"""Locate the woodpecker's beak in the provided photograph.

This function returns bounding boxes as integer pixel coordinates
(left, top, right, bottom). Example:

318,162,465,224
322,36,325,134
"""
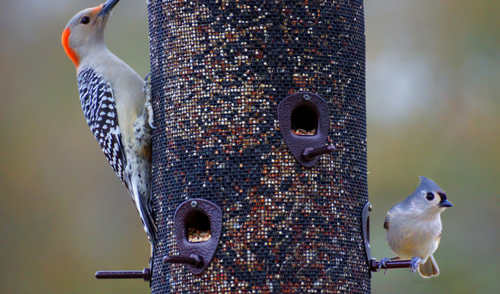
438,199,453,208
98,0,120,17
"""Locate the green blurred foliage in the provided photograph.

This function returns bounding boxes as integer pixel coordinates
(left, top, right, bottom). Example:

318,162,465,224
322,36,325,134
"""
0,0,498,293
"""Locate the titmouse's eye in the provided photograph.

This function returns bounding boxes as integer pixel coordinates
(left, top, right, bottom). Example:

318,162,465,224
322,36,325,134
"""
80,16,91,25
426,192,435,201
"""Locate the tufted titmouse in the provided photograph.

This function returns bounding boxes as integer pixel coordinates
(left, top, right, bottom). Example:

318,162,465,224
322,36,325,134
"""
381,176,453,278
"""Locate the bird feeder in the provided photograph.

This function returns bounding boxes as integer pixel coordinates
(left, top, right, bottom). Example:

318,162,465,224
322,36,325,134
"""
147,0,370,292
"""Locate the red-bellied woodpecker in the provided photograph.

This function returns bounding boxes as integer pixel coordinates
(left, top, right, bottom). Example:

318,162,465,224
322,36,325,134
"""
62,0,157,262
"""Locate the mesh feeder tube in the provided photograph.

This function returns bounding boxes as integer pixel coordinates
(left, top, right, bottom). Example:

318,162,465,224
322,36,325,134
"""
148,0,369,292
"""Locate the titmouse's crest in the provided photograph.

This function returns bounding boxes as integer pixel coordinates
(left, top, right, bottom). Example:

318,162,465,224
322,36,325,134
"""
417,176,442,193
407,176,452,211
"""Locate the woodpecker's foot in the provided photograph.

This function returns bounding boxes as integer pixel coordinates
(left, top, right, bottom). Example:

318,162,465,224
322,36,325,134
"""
142,73,151,92
145,100,157,130
143,73,157,129
410,257,422,273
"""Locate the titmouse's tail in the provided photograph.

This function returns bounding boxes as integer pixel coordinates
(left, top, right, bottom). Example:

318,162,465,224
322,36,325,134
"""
418,254,440,278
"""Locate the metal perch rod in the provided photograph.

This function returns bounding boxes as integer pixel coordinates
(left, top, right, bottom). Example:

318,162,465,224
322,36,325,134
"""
370,259,413,271
95,268,151,281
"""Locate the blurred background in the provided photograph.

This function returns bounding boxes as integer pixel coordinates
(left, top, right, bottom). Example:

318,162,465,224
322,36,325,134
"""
0,0,498,293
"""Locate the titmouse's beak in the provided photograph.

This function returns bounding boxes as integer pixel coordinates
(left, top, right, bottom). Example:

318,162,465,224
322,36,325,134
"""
439,199,453,208
98,0,120,17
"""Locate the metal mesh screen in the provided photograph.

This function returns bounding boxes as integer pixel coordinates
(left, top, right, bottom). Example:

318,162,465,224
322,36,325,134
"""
148,0,369,292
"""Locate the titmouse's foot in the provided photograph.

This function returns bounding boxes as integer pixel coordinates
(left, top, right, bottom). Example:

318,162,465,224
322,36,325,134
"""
410,257,422,273
142,73,157,129
378,257,391,274
378,258,390,270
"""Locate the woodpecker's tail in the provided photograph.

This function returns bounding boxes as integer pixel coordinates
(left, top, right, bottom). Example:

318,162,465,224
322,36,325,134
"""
132,186,156,276
127,169,157,260
136,187,157,254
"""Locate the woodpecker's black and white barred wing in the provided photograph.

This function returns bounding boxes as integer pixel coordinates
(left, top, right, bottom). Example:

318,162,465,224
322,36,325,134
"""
77,68,126,184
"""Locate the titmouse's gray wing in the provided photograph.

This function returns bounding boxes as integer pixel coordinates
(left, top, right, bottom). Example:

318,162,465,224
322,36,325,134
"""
383,214,390,230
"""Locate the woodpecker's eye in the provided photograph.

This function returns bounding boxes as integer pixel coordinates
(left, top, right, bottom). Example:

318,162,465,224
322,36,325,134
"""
426,192,435,201
80,16,91,25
